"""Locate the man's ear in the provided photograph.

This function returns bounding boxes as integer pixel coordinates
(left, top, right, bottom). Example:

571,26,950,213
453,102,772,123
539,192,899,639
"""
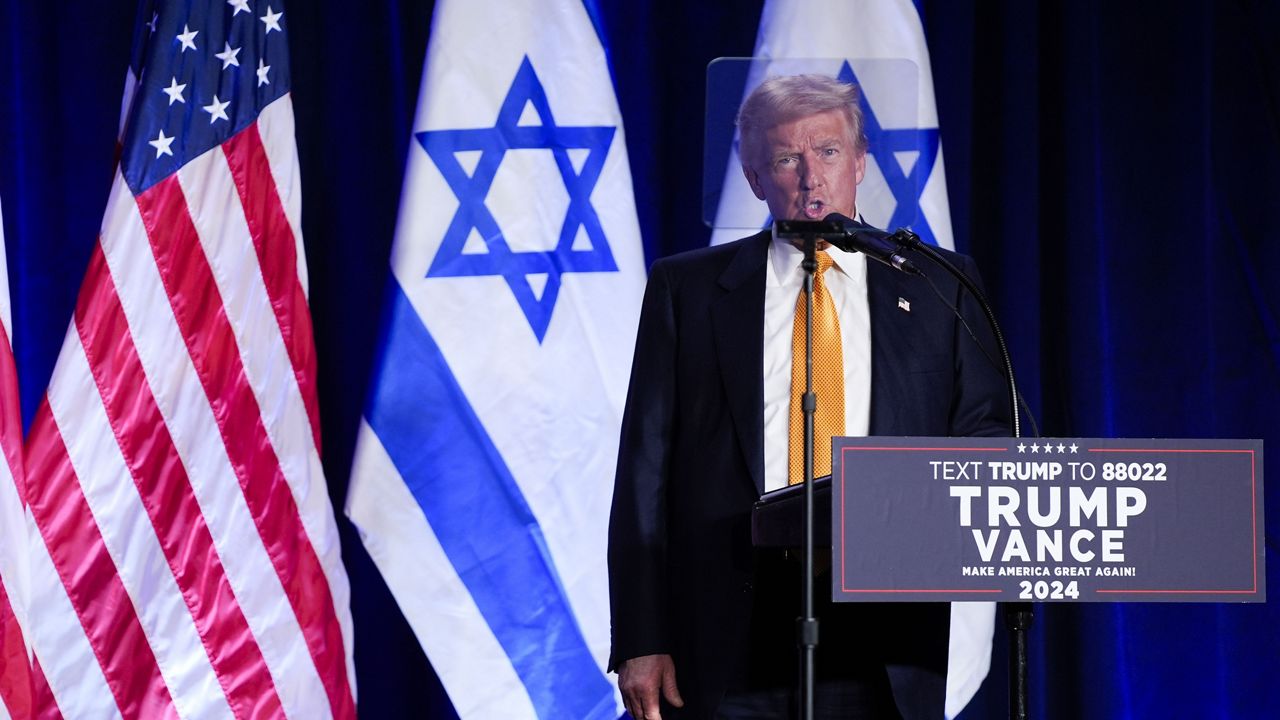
854,150,867,186
742,164,766,201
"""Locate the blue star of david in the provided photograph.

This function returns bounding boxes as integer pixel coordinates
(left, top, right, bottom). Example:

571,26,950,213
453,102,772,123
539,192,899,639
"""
839,61,942,246
416,56,618,342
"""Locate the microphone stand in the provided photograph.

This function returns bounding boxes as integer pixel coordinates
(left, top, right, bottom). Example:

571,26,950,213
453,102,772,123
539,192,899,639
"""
892,229,1033,720
773,220,821,720
797,231,819,720
774,218,1032,719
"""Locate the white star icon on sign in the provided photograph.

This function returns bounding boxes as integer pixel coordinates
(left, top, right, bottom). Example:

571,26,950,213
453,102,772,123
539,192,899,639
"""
203,95,230,123
1070,443,1079,453
1043,442,1054,453
260,6,283,33
228,0,251,16
1017,443,1026,453
162,77,186,105
1030,444,1039,454
149,129,175,158
215,42,241,69
177,24,198,52
1057,443,1066,453
256,59,271,86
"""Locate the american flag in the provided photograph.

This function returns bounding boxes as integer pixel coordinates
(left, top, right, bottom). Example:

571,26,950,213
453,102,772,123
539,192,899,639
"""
20,1,355,717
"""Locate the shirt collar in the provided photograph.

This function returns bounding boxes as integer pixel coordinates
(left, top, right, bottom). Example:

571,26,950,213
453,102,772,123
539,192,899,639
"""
767,237,864,288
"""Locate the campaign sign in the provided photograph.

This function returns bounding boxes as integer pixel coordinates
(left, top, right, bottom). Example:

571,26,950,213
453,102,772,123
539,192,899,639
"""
832,437,1264,603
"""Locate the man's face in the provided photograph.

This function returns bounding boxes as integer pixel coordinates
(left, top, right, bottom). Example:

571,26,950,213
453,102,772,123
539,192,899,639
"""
742,108,866,225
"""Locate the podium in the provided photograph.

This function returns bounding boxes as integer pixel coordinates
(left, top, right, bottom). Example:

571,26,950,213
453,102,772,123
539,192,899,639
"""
752,436,1265,718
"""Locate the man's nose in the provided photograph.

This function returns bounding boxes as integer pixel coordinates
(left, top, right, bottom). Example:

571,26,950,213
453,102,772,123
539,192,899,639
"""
800,159,824,189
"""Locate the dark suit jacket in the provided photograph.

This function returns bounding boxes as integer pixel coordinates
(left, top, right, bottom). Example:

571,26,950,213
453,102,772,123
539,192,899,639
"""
608,231,1010,718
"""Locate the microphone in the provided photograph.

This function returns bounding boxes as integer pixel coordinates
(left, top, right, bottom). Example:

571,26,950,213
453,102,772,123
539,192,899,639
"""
822,213,923,276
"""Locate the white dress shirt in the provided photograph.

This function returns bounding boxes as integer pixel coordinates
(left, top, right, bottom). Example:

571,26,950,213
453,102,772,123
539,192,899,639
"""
762,239,872,492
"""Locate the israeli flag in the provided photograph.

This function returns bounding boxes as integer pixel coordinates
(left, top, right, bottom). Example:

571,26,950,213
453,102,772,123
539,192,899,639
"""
710,0,956,252
346,1,645,718
710,1,992,717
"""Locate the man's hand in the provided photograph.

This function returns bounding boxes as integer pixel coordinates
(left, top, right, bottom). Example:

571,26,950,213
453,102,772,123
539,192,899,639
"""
618,653,683,720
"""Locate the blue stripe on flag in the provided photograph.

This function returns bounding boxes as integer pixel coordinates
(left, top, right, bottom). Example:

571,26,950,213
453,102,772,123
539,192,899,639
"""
578,0,609,54
365,277,616,720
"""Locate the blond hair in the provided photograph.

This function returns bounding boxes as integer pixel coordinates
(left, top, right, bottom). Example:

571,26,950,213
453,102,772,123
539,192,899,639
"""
736,74,868,168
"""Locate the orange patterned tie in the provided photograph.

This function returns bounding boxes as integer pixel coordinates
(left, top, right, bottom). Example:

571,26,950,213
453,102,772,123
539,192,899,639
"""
788,250,844,485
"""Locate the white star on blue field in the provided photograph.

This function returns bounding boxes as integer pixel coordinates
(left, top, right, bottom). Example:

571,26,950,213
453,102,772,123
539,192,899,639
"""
417,56,618,342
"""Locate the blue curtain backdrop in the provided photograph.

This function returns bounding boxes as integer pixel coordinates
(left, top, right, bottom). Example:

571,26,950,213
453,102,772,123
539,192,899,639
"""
2,1,1277,717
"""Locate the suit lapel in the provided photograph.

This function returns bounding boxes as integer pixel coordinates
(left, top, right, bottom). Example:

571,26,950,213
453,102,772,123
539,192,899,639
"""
711,232,770,495
868,262,918,436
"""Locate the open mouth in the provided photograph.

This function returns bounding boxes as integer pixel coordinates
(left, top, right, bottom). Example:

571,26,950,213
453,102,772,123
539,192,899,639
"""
803,200,825,219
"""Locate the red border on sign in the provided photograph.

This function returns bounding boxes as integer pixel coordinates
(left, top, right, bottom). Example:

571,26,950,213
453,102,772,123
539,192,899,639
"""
835,444,1263,600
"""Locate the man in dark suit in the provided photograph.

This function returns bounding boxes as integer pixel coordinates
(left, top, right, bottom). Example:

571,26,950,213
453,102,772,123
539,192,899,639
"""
608,74,1009,719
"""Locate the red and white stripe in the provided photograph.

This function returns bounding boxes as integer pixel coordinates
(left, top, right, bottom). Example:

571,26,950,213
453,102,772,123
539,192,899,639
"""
1,196,37,720
21,95,355,719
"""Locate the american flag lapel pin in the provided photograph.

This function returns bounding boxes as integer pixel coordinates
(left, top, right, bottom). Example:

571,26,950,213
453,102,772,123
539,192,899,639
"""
898,297,911,312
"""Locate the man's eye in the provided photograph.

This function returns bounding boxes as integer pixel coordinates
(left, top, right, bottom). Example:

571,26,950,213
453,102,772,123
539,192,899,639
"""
823,148,838,156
